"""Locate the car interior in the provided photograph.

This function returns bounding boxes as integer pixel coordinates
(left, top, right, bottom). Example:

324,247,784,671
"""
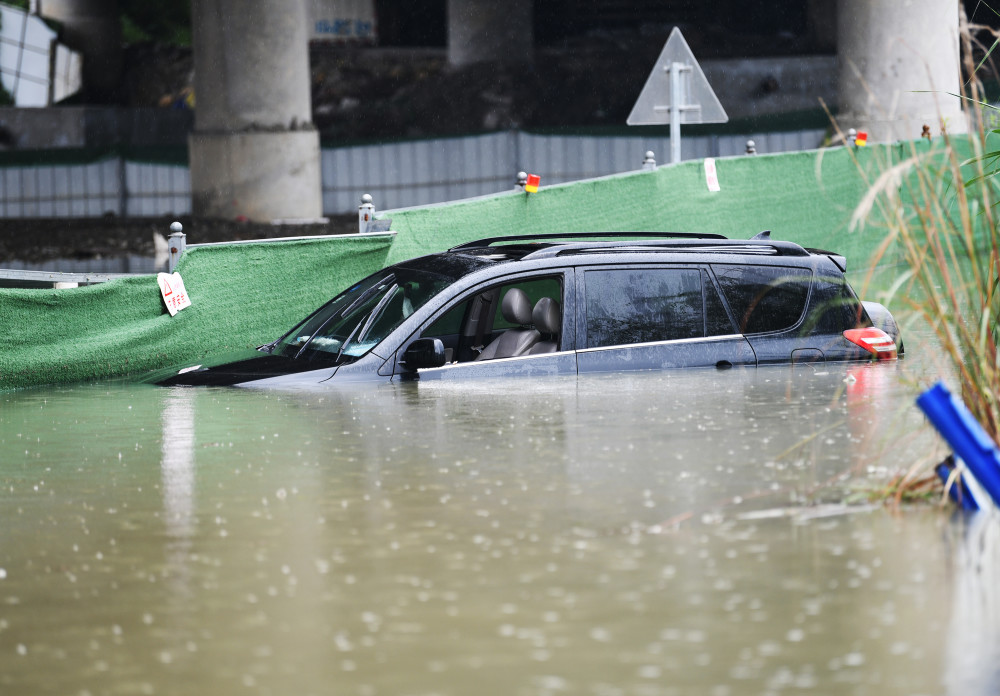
420,276,562,363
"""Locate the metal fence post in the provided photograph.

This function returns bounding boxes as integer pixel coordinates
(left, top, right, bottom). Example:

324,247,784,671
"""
359,193,375,234
118,154,128,217
167,221,186,273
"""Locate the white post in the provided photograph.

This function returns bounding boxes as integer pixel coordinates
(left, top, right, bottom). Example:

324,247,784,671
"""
358,194,375,234
167,221,186,273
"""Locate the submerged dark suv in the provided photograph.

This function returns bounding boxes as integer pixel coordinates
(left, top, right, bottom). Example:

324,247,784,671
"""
155,232,902,387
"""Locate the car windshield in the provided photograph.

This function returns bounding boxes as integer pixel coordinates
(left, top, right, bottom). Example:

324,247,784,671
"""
273,267,453,363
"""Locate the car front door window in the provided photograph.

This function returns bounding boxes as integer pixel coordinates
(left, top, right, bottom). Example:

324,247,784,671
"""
409,274,571,375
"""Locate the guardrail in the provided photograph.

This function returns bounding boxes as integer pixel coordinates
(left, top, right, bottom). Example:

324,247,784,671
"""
0,224,397,287
0,269,131,289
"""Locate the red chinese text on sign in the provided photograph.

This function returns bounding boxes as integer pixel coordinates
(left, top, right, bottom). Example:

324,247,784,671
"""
157,272,193,317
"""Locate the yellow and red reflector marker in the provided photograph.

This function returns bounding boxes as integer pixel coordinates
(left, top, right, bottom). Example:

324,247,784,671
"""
843,327,897,360
524,174,540,193
855,131,868,147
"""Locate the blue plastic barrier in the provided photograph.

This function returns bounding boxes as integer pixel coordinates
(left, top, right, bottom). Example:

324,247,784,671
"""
917,382,1000,508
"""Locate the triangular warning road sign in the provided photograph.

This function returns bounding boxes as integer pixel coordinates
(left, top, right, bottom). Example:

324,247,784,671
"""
627,27,728,126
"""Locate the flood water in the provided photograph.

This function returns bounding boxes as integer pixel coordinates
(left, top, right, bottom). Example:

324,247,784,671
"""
1,351,998,695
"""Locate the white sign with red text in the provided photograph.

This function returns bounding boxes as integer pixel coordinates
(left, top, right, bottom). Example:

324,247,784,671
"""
704,157,721,192
157,272,192,317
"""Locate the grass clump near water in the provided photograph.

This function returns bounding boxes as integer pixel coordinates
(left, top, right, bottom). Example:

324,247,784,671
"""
845,12,1000,501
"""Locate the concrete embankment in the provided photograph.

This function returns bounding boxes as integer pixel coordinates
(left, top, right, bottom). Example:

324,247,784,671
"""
0,143,926,390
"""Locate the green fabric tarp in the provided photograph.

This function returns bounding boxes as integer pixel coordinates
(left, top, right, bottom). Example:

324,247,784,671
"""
0,235,393,390
384,144,900,267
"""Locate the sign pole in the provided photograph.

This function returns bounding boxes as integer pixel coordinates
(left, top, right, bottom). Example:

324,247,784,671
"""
669,62,682,164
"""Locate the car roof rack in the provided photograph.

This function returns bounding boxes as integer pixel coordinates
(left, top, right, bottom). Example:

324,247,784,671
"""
449,231,727,251
519,237,811,260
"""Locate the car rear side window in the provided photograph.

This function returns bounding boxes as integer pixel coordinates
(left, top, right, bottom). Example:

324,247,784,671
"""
712,264,810,334
804,273,870,334
585,268,709,348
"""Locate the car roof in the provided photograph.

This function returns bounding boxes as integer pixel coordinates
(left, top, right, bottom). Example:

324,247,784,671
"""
392,233,848,287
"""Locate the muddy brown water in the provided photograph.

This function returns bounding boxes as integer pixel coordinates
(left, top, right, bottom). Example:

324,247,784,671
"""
1,345,997,695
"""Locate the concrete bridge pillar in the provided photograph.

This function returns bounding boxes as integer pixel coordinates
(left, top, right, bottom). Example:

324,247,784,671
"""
837,0,965,142
35,0,121,101
447,0,534,67
188,0,322,221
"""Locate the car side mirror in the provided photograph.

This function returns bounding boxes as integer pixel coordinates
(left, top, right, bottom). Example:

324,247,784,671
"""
401,338,446,370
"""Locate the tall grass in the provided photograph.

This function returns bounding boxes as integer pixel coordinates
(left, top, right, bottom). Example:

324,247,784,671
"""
845,11,1000,451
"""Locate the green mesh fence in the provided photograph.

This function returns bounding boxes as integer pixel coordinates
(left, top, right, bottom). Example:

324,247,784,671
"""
385,143,902,267
0,235,393,390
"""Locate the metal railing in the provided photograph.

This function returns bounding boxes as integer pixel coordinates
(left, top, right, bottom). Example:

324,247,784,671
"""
0,128,826,219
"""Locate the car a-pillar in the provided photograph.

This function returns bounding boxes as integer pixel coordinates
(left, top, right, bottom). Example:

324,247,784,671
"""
188,0,322,222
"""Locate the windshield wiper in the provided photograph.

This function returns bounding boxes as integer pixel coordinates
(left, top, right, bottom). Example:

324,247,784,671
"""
339,274,395,319
291,276,395,359
333,283,399,363
257,338,280,353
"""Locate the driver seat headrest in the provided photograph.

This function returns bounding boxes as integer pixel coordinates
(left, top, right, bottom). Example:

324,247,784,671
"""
501,288,533,326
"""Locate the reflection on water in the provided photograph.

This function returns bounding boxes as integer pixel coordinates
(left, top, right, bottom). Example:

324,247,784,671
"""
162,390,196,540
944,512,1000,695
0,358,996,695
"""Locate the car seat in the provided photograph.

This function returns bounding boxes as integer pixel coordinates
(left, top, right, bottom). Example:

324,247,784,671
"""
474,288,541,360
527,297,560,354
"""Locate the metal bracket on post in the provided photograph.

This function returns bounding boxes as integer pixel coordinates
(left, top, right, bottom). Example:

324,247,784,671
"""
359,193,375,234
167,221,186,273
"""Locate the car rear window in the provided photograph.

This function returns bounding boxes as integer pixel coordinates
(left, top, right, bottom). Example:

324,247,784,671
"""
585,268,732,348
712,264,811,334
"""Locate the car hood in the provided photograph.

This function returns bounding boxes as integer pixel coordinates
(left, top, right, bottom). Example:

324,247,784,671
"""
146,349,339,387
